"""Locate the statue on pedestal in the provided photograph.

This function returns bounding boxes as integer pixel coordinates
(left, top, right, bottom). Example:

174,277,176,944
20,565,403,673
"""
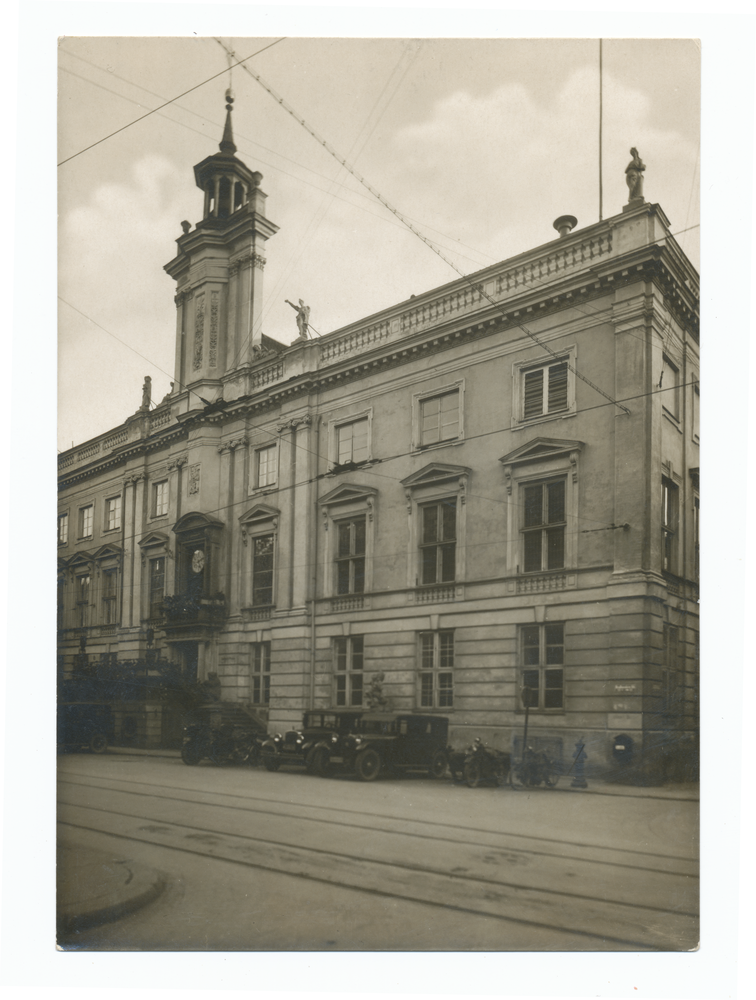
140,376,152,410
625,147,646,203
285,298,311,341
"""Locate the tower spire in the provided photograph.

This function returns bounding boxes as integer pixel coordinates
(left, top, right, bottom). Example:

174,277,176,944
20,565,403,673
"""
219,88,237,154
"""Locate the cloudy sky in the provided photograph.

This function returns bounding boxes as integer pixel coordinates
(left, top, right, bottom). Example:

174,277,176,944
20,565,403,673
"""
58,35,700,450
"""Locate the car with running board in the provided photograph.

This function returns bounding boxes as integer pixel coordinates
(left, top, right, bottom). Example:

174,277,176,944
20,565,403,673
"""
334,711,449,781
260,708,364,773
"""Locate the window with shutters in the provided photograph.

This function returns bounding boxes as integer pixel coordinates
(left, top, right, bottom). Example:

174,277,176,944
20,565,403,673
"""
418,631,454,708
513,351,575,426
520,623,564,711
523,360,568,419
420,499,457,585
336,517,366,595
522,479,566,572
334,636,364,706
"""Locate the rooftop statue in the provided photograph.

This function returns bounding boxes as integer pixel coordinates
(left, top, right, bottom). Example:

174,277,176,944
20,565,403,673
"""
625,147,646,203
140,375,152,410
286,298,311,341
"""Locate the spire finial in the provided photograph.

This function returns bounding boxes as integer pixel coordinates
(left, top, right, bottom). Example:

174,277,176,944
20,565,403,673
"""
219,88,236,154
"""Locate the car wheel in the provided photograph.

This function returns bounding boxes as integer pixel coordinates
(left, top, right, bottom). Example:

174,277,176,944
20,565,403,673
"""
262,753,281,772
181,741,203,765
464,759,482,788
311,746,331,778
89,733,108,754
355,748,381,781
429,750,448,779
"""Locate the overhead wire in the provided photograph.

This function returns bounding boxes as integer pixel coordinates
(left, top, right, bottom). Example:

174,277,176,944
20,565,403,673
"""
57,38,287,167
57,53,495,268
223,47,633,417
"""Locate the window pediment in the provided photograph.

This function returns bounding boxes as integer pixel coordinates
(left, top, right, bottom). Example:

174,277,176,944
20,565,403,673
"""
319,483,378,508
499,437,584,468
401,463,471,490
138,531,169,551
239,503,280,530
66,551,94,569
173,511,225,534
93,543,123,561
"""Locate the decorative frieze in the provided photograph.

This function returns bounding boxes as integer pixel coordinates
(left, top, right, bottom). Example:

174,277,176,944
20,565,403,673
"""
193,293,205,370
188,464,201,494
209,290,219,367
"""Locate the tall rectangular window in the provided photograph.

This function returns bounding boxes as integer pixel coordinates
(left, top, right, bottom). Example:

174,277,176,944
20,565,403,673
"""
336,517,366,595
420,390,460,446
105,496,122,531
420,499,456,585
149,557,165,618
522,480,565,572
251,642,271,705
523,360,569,420
58,513,69,545
693,495,700,581
662,623,681,716
76,574,90,627
153,481,168,517
334,636,364,707
521,623,564,711
336,418,369,465
662,355,679,418
662,478,678,573
79,505,93,539
252,534,275,606
419,631,454,708
256,445,277,488
102,569,119,624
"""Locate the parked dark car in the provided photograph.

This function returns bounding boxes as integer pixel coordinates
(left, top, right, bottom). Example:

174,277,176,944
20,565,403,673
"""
260,709,364,773
338,712,449,781
57,703,115,754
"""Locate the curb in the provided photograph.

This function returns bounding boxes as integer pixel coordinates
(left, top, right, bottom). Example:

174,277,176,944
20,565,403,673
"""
58,873,166,936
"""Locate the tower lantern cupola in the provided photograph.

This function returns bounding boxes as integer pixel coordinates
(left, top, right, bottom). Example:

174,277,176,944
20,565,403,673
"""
193,89,266,222
164,91,279,402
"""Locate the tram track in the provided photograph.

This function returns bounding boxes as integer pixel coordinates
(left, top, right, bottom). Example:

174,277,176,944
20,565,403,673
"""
58,772,698,950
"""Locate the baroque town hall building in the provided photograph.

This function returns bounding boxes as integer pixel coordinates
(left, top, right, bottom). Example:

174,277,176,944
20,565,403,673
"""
58,100,700,776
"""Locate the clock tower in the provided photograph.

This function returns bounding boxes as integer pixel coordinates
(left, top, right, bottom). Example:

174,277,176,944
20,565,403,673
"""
164,90,279,406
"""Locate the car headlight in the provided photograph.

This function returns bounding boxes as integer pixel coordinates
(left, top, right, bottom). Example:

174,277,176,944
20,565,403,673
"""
331,733,339,744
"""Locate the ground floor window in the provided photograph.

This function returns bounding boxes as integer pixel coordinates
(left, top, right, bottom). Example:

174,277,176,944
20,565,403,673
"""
251,642,271,705
520,623,564,710
334,636,364,706
418,631,454,708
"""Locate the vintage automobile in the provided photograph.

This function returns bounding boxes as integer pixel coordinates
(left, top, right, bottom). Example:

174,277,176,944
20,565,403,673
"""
57,703,115,754
336,712,449,781
260,709,364,773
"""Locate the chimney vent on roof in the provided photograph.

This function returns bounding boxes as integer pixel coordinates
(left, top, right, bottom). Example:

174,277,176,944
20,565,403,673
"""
553,215,578,238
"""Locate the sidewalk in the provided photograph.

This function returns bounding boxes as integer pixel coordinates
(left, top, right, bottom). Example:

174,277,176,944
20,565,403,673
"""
103,745,699,801
57,841,165,939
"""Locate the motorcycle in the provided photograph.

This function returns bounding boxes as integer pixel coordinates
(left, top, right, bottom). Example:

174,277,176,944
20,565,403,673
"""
181,721,262,767
509,745,560,789
461,738,510,788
